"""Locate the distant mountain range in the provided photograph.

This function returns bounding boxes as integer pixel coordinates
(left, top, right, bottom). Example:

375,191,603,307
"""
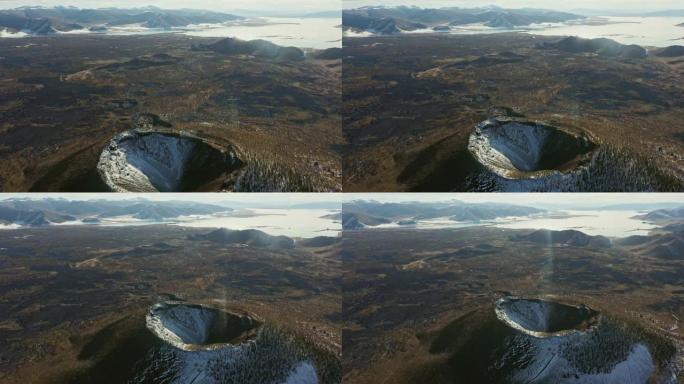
222,9,339,18
0,198,231,227
342,200,543,229
612,208,684,259
343,6,583,34
0,6,243,35
570,9,684,17
635,207,684,222
616,223,684,259
596,202,684,211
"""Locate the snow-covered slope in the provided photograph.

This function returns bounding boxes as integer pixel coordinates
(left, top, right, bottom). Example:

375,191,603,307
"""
97,129,242,192
468,118,596,179
140,302,326,384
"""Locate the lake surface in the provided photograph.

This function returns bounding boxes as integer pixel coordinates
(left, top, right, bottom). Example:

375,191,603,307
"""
345,16,684,47
182,17,341,49
373,210,658,238
1,17,341,49
173,208,341,237
525,17,684,48
492,210,658,237
39,209,341,238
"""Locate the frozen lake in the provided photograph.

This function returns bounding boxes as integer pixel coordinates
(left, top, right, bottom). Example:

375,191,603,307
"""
492,210,658,237
44,209,340,238
173,208,341,238
524,17,684,48
182,17,341,49
2,17,342,49
373,210,659,238
346,16,684,48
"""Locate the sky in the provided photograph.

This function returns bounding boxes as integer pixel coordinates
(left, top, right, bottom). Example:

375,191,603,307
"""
342,0,683,12
1,193,682,210
0,0,340,12
0,0,680,13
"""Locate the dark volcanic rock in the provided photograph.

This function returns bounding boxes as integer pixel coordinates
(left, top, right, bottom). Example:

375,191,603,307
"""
656,45,684,57
315,47,342,60
99,55,181,72
298,236,340,248
194,228,295,249
615,235,651,246
513,229,612,247
538,36,647,58
199,38,305,61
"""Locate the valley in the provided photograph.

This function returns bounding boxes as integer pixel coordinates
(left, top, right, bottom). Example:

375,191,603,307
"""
0,33,341,192
0,224,342,383
341,203,684,383
342,32,684,191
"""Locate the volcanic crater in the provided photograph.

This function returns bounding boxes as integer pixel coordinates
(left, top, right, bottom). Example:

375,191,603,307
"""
419,297,679,384
97,129,245,192
146,302,261,351
468,118,598,179
123,301,334,383
495,297,600,337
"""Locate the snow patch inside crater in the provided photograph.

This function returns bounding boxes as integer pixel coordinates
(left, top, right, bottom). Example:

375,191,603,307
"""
98,130,243,192
284,361,319,384
146,302,261,350
496,297,599,337
468,119,597,179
